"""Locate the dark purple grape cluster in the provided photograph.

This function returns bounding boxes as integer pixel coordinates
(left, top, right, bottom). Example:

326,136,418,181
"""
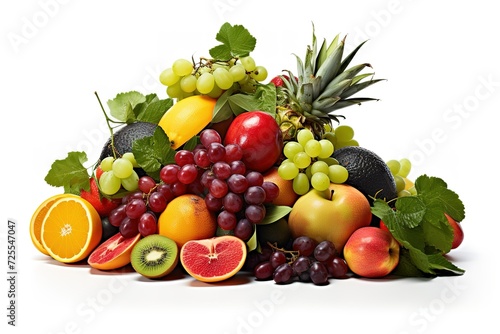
107,175,176,238
251,236,349,285
159,129,280,241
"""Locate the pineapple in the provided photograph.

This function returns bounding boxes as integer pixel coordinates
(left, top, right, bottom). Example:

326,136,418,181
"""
276,28,384,141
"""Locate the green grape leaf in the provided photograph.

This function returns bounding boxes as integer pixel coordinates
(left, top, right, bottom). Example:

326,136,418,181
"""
136,98,173,124
107,91,146,123
132,126,175,181
209,22,257,60
259,205,292,225
44,151,90,195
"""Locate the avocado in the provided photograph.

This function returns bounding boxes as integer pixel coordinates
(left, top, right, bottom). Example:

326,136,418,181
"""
98,121,157,161
332,146,397,205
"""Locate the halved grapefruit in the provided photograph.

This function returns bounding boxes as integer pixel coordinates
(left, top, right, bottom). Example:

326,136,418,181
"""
88,232,141,270
180,235,247,283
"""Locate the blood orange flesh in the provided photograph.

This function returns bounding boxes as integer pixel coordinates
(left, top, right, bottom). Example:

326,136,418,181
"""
180,235,247,283
88,232,141,270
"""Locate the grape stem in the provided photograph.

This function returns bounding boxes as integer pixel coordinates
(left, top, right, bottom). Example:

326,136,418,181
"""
266,242,300,263
94,91,123,160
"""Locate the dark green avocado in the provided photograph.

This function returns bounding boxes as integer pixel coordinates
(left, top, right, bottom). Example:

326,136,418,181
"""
98,121,157,161
332,146,397,205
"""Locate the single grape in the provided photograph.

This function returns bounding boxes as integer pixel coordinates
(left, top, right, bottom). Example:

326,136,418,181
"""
224,144,243,163
325,256,349,279
254,261,274,280
138,212,157,237
99,171,122,195
217,210,237,230
328,164,349,184
204,192,223,212
138,176,157,194
386,159,401,176
234,218,254,241
311,172,330,191
200,170,216,188
244,186,266,205
278,161,299,180
119,217,139,239
227,174,249,194
171,181,187,197
304,139,322,158
200,129,222,148
240,56,256,72
112,158,134,179
213,67,234,90
209,178,229,198
213,161,232,180
108,204,127,227
207,84,224,99
160,164,180,184
297,128,314,147
172,58,193,77
318,139,334,159
310,160,330,175
222,192,244,213
177,164,198,184
230,160,246,175
125,198,147,219
283,141,304,160
245,171,264,187
229,64,246,82
250,66,268,82
309,262,329,285
207,142,226,163
292,255,311,275
166,81,183,99
293,152,311,169
273,263,294,284
100,156,115,172
180,74,197,93
122,152,139,168
175,150,195,166
292,236,317,257
120,170,139,192
156,183,175,203
334,125,354,142
244,204,266,224
148,191,168,213
394,175,406,193
398,158,412,178
269,251,287,269
159,68,180,86
194,149,211,168
313,240,337,262
196,72,215,94
262,181,279,203
292,173,310,195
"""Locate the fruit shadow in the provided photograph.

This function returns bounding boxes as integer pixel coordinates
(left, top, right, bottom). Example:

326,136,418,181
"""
186,271,254,287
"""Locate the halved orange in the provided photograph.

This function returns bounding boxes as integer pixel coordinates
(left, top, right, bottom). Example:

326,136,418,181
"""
30,193,75,256
41,196,102,263
180,235,247,283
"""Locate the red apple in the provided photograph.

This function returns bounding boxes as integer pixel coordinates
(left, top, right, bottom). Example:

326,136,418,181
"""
288,183,372,254
445,213,464,249
343,226,400,278
224,111,283,172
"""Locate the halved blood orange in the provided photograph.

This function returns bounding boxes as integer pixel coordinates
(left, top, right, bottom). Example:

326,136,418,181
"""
180,235,247,283
41,196,102,263
88,232,141,270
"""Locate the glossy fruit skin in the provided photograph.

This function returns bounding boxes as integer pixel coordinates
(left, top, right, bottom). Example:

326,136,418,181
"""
224,111,283,173
445,214,464,249
344,226,400,278
288,183,372,254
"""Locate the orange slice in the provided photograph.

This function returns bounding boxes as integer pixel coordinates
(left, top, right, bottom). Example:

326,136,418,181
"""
41,196,102,263
180,235,247,283
30,193,75,256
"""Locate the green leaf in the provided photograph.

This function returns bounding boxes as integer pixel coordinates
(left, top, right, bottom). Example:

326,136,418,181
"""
209,22,257,59
246,227,258,252
259,205,292,225
107,91,146,123
391,248,428,277
44,151,90,195
212,87,237,123
136,98,173,124
132,126,175,180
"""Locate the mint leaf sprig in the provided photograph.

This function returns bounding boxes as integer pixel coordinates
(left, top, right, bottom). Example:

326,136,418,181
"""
371,174,466,277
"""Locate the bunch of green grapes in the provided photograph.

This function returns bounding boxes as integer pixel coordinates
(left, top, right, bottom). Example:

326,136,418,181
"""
98,153,140,195
159,56,268,100
278,128,350,195
386,158,417,197
322,124,359,149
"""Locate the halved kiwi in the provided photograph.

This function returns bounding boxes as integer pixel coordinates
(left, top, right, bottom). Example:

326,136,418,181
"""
130,234,179,279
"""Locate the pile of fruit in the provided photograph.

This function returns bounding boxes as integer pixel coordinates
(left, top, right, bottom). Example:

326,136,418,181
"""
30,23,466,286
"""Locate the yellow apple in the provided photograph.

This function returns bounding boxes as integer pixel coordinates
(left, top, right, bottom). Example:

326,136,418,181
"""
288,183,372,254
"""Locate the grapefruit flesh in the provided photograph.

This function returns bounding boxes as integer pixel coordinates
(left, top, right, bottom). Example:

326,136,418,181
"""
180,235,247,283
88,232,141,270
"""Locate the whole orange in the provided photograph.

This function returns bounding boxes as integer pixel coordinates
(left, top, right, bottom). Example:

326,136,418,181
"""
262,167,298,207
158,194,217,247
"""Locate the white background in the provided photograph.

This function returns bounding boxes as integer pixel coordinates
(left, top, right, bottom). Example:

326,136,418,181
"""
2,0,499,333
